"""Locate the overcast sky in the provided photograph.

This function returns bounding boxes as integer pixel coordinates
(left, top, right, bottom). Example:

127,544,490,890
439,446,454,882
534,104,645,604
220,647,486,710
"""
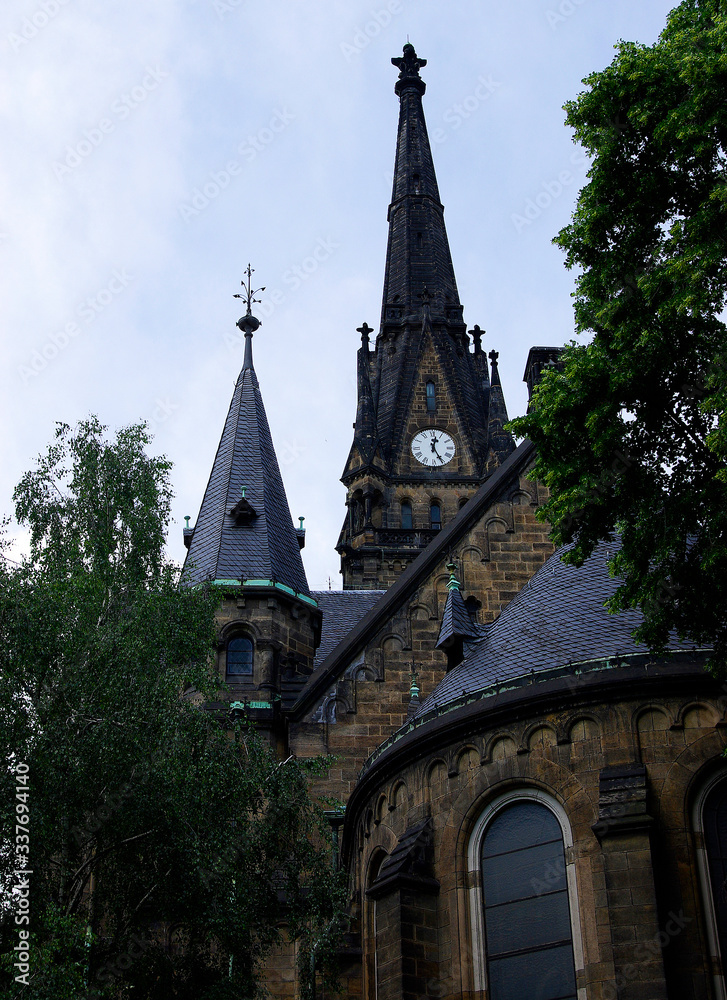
1,0,677,590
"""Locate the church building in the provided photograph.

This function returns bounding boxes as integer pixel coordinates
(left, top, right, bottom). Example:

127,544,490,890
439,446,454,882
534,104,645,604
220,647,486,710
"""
182,44,727,1000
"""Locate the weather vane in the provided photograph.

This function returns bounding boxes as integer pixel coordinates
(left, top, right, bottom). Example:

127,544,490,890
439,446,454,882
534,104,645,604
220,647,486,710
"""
234,263,265,315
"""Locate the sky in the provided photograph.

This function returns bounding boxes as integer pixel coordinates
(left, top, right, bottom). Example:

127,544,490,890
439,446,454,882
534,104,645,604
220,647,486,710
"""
0,0,678,590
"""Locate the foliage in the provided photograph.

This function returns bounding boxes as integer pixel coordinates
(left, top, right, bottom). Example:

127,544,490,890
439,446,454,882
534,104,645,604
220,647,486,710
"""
0,418,345,999
510,0,727,670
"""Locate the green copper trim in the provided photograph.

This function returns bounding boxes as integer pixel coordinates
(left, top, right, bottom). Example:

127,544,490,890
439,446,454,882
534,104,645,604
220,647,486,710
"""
208,579,319,608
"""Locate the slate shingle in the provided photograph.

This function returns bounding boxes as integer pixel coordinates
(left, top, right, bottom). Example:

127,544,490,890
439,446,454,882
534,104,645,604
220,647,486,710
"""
181,339,310,596
418,539,701,716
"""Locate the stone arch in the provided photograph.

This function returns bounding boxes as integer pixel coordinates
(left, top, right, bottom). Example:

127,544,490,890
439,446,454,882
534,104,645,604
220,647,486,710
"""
425,758,448,805
452,744,480,777
485,514,510,534
635,704,672,731
484,732,517,763
508,487,533,506
380,632,405,654
409,601,434,622
217,618,263,643
677,701,723,730
323,693,353,724
522,722,558,752
373,793,387,826
568,716,601,742
388,779,408,812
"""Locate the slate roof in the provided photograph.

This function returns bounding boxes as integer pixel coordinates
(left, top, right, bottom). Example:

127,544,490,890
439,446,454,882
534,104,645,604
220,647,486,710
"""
436,583,482,648
181,333,310,597
311,590,386,669
292,439,538,719
418,538,701,716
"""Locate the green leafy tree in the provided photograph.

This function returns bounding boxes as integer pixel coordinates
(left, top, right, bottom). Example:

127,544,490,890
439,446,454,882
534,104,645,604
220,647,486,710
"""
0,417,344,999
511,0,727,670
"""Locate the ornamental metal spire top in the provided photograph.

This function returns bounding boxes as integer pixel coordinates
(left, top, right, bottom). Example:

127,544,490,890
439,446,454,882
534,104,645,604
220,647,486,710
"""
234,264,264,369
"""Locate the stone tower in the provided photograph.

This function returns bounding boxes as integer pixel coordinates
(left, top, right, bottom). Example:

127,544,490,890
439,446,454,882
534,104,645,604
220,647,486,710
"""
337,44,515,591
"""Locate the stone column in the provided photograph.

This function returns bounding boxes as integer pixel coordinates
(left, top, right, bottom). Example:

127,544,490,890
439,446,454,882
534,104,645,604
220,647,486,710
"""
593,764,668,1000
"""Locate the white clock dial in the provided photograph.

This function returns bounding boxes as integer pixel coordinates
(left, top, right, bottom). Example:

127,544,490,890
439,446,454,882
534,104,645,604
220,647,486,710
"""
411,429,455,467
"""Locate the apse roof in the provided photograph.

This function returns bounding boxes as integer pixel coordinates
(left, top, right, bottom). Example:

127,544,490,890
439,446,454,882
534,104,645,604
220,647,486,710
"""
417,538,702,716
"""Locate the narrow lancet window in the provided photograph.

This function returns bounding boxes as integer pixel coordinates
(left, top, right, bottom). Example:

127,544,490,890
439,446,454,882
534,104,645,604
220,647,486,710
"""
426,381,436,411
430,502,442,531
401,500,413,530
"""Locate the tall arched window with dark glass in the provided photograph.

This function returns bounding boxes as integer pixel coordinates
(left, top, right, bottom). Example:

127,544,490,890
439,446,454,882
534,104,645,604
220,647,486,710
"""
401,500,413,530
426,381,436,412
703,779,727,966
430,502,442,531
481,801,577,1000
226,637,253,678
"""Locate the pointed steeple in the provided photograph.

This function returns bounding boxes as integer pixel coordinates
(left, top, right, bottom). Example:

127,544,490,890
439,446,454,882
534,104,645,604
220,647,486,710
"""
436,564,484,671
381,43,462,329
487,350,516,466
182,270,310,597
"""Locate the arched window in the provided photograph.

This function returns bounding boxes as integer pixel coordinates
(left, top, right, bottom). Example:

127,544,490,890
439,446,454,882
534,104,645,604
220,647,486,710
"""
467,792,583,1000
430,502,442,531
226,636,253,678
401,500,413,530
426,380,436,412
694,772,727,997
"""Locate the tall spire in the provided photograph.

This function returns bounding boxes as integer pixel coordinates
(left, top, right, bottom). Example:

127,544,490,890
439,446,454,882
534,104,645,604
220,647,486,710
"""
182,270,310,596
380,44,462,329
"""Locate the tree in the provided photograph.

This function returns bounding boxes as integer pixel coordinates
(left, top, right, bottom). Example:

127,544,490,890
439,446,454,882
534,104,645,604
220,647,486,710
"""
0,418,344,999
510,0,727,671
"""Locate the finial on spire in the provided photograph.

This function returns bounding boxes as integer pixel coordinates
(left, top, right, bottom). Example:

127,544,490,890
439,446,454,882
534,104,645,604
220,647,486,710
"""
235,263,264,335
392,43,427,96
357,322,373,348
470,324,484,355
446,562,461,592
235,264,264,368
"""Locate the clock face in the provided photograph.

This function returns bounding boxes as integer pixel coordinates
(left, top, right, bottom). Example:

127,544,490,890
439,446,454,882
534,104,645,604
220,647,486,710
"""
411,429,455,467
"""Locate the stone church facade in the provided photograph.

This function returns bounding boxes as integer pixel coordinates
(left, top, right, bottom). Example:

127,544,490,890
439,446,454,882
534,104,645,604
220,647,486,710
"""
182,45,727,1000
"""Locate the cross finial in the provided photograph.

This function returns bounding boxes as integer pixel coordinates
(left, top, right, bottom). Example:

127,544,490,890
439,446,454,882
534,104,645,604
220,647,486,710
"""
392,43,427,96
357,322,374,346
488,349,499,365
234,263,265,315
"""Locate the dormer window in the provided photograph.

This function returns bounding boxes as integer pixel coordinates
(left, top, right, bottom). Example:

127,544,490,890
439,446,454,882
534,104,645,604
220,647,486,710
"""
426,381,436,412
416,232,423,249
413,173,421,195
226,636,253,678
